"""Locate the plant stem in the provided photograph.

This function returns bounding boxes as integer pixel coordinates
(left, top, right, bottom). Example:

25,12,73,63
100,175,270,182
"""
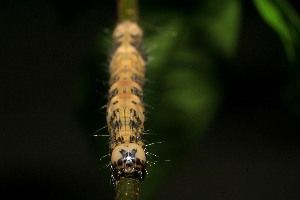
118,0,138,22
115,178,141,200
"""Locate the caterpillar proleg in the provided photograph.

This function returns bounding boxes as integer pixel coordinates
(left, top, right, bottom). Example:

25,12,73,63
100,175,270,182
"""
106,20,147,187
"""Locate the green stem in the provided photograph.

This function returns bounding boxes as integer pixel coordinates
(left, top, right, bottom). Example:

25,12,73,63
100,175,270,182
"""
115,178,142,200
118,0,138,22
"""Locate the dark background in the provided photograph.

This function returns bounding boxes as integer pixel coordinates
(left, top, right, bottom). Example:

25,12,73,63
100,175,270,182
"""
1,0,300,199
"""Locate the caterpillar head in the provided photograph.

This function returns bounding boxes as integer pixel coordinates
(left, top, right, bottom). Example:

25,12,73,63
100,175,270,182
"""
110,143,146,185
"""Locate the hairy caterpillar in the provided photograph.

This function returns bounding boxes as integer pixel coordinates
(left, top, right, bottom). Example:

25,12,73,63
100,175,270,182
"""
106,20,147,186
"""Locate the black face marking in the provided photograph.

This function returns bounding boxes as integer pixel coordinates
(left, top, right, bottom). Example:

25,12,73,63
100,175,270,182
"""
117,159,123,166
136,158,141,165
131,149,137,157
126,162,133,167
117,148,137,165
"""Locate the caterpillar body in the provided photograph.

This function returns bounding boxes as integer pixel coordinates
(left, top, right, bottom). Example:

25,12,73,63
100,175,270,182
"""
107,21,147,186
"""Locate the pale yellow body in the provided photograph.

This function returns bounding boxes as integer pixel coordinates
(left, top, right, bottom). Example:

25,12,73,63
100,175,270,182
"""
107,21,147,183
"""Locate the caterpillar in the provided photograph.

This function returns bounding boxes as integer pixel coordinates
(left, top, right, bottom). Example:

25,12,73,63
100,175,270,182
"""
106,20,147,187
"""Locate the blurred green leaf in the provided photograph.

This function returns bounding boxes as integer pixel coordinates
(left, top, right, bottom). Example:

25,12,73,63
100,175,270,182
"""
139,1,241,198
253,0,300,63
195,0,241,59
